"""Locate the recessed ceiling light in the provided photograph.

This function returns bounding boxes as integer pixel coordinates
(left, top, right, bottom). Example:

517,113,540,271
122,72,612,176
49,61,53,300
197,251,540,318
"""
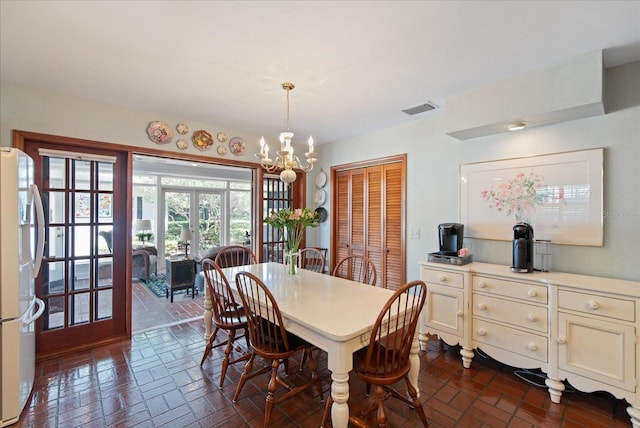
507,122,527,131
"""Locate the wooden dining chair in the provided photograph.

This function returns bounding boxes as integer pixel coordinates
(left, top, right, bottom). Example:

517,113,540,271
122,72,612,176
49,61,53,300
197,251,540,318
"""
298,247,326,273
233,271,324,427
199,259,250,388
321,280,429,427
332,254,377,286
214,245,257,268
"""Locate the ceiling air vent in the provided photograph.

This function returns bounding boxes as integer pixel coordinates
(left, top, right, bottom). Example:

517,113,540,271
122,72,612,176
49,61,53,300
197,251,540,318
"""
402,102,437,116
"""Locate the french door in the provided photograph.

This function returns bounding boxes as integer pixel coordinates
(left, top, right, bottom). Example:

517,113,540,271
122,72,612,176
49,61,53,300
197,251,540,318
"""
23,141,129,357
161,189,223,258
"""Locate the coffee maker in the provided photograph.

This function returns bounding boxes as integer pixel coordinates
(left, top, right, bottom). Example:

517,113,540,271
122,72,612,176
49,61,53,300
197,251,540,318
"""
438,223,464,256
511,223,534,273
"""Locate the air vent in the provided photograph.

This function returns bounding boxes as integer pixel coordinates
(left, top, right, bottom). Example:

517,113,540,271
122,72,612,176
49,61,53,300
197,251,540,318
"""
402,102,437,116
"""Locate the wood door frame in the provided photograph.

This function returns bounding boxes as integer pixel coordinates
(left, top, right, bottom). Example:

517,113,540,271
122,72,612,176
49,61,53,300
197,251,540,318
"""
13,130,304,358
330,154,407,283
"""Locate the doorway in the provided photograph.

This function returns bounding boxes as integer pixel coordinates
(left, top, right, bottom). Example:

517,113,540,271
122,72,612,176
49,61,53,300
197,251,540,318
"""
131,155,253,332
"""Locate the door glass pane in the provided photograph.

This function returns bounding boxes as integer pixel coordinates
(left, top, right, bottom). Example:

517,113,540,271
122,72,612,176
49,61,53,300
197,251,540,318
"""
73,193,91,224
230,189,251,245
47,191,66,223
43,261,65,295
165,191,190,256
73,160,91,190
73,225,92,257
98,162,113,191
98,193,113,223
46,226,65,258
47,296,65,329
46,157,66,189
97,257,112,288
96,289,112,319
72,260,90,291
70,292,90,325
198,192,221,254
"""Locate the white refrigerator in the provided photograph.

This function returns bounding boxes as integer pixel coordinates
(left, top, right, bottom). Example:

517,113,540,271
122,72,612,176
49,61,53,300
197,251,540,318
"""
0,148,45,427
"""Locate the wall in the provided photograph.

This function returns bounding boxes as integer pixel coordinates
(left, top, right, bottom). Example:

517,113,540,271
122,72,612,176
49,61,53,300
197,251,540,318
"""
0,81,263,161
2,62,639,282
311,61,640,282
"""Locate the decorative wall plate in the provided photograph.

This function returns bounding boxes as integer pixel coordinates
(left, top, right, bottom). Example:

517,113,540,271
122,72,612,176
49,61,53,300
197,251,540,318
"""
217,145,227,156
315,207,328,223
217,132,227,143
315,169,327,188
192,130,214,151
146,121,173,144
176,123,189,134
229,137,246,156
314,189,326,206
176,139,188,150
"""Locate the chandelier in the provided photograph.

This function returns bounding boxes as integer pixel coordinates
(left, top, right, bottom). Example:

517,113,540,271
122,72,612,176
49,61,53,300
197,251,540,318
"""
256,82,317,183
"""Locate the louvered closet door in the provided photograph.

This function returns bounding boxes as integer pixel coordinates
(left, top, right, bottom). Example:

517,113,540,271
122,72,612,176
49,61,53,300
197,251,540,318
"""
382,162,405,289
366,166,383,286
335,169,366,263
332,158,405,289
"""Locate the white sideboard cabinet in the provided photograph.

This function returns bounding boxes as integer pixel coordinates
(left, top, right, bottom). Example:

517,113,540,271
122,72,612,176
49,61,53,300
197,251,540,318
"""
418,261,640,426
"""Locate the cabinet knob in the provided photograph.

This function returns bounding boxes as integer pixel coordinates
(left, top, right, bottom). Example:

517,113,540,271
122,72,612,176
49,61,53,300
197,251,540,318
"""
587,300,600,310
527,289,537,297
527,343,538,351
557,337,567,345
477,302,487,310
478,328,487,336
527,313,538,322
457,310,464,317
438,275,447,282
478,281,487,288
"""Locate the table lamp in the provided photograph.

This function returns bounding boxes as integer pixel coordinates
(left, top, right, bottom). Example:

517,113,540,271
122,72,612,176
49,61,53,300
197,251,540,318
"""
180,227,192,259
134,219,153,243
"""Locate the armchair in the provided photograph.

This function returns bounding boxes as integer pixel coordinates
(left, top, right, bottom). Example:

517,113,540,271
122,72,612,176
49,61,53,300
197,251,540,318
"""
132,246,158,282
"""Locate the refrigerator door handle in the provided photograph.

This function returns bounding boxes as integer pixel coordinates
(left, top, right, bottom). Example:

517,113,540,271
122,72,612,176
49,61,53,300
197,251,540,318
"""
23,297,45,326
30,183,45,278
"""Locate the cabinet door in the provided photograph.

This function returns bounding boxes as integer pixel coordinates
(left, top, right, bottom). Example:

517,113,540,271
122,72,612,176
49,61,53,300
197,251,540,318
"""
423,284,464,340
558,312,635,392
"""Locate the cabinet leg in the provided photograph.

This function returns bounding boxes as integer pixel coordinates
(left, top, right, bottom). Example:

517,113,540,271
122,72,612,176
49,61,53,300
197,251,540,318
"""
627,405,640,428
460,347,474,369
418,332,428,351
544,377,565,404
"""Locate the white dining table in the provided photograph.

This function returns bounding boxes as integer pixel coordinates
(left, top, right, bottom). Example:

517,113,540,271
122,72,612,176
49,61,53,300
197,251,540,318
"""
202,262,421,428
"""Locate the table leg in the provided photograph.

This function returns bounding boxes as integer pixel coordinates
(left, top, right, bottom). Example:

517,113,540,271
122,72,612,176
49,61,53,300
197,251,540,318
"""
330,371,350,428
204,282,212,341
409,334,420,398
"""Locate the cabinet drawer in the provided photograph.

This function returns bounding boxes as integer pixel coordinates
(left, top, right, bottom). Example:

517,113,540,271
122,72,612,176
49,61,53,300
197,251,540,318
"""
473,319,547,363
473,275,547,304
472,293,548,333
558,290,635,322
422,268,464,289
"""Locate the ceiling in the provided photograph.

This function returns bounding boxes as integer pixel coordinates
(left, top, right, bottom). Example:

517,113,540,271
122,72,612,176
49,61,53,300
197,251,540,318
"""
1,1,639,145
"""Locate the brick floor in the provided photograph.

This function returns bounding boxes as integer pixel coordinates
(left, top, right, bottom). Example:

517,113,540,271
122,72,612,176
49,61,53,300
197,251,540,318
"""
15,321,633,427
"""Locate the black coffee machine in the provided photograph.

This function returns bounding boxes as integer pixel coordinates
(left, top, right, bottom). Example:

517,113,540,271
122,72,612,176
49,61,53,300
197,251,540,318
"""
511,223,534,273
437,223,464,256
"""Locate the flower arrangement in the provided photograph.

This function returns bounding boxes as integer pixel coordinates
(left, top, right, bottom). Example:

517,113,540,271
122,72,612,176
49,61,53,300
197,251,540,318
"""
264,207,319,253
480,171,545,223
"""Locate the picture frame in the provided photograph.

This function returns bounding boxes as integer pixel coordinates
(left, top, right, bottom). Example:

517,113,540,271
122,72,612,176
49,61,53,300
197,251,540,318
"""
459,148,603,246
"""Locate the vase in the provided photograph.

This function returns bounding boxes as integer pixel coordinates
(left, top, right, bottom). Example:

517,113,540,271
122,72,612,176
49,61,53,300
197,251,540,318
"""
284,251,299,276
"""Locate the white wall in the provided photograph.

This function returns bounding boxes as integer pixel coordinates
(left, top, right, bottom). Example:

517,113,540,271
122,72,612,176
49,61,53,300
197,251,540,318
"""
311,61,640,282
2,62,639,282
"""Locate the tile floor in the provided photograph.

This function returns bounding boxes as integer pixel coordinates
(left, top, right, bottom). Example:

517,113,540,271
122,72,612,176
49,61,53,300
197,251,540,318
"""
16,314,633,428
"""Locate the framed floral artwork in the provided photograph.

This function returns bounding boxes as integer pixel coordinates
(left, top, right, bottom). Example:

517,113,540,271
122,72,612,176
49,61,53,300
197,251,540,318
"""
459,148,603,246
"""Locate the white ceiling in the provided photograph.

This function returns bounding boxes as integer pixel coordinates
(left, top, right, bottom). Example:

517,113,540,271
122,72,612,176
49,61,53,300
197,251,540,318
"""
1,1,639,145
